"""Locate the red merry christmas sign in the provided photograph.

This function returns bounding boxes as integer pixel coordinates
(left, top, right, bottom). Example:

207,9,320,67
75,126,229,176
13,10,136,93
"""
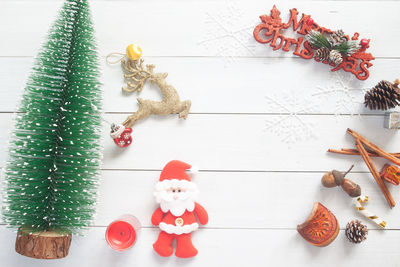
253,5,374,80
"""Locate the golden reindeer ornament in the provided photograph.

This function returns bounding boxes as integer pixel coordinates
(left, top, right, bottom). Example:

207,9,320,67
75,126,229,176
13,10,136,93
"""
107,44,191,148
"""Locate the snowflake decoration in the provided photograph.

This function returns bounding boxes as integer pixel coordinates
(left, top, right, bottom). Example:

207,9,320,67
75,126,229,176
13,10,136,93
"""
198,2,257,63
312,72,367,115
264,91,319,145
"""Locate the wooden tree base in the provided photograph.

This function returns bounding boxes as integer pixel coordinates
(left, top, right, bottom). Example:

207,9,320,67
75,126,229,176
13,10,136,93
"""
15,228,72,259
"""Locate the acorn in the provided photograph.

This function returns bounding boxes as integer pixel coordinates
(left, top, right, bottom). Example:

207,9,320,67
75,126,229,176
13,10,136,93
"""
321,172,337,188
321,165,361,198
321,166,351,187
342,178,361,198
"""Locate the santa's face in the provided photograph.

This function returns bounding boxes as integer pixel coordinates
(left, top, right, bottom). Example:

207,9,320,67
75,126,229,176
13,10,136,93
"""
167,187,187,200
154,179,198,216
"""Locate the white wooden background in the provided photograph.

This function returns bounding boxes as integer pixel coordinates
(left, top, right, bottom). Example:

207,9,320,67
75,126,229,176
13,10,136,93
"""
1,1,400,266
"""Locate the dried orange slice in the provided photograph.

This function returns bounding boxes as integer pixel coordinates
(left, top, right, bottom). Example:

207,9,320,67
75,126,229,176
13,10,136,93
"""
380,164,400,185
297,202,339,247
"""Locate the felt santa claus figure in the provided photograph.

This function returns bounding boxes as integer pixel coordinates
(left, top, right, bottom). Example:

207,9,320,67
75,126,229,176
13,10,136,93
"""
152,160,208,258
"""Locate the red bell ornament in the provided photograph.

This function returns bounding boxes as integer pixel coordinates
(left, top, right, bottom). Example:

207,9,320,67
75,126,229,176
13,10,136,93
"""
306,18,314,26
360,38,370,48
110,124,133,148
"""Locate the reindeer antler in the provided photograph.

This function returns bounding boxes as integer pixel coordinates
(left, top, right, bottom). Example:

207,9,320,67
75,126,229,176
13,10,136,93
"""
121,58,155,93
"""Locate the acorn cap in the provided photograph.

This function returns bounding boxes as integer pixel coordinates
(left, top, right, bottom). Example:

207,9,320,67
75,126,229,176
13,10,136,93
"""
332,170,345,186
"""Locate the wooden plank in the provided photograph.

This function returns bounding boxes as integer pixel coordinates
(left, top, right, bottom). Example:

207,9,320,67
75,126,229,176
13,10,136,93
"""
0,226,399,266
2,167,399,230
1,57,399,114
95,170,400,230
100,113,400,171
0,1,399,58
0,113,399,171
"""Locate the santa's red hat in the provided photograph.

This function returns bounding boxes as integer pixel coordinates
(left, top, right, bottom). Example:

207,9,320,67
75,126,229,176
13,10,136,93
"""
160,160,193,182
156,160,198,189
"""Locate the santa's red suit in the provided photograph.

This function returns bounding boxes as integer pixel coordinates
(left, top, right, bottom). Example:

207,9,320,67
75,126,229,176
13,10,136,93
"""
151,160,208,258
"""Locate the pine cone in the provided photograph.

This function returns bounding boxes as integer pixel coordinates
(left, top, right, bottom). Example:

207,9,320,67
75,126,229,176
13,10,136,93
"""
364,80,400,110
345,220,368,244
328,29,347,47
314,47,330,61
329,50,343,65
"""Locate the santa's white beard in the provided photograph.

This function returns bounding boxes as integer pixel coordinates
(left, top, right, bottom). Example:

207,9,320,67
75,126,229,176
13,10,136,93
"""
154,181,199,216
159,197,195,217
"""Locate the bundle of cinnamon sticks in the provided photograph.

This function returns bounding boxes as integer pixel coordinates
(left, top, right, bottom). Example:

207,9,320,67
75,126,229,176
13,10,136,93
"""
328,128,399,209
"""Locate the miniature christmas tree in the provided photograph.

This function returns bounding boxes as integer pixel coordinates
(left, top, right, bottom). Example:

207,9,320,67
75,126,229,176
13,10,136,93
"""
2,0,102,259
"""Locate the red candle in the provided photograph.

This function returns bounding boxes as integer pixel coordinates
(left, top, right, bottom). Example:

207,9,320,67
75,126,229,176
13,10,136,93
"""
106,215,141,251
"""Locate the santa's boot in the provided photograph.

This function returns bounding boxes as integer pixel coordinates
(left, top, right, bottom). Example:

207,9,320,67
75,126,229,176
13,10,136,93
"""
153,231,174,257
175,233,198,258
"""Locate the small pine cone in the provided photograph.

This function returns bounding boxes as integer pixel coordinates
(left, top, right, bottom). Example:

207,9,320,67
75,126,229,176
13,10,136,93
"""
328,29,347,47
314,47,330,61
329,50,343,65
345,220,368,244
364,80,400,110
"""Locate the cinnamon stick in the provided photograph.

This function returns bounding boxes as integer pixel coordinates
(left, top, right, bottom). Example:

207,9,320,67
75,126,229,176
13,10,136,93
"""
328,148,400,158
343,148,400,158
355,139,395,209
347,128,400,166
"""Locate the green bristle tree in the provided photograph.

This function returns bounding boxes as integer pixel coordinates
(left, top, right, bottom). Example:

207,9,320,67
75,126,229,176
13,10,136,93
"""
2,0,102,259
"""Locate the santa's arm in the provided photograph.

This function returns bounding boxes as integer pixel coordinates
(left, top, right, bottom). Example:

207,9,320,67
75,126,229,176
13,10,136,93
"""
194,202,209,225
151,207,164,226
